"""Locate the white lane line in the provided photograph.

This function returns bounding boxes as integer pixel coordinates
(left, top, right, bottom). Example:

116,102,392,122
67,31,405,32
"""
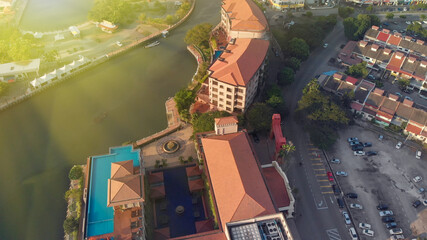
326,228,341,240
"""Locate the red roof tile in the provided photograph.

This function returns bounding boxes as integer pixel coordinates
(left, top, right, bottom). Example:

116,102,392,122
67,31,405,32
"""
406,123,423,135
201,132,276,230
262,167,290,208
222,0,268,32
387,34,402,46
345,76,358,85
387,51,406,72
377,32,390,42
209,39,269,86
214,116,238,125
351,102,364,111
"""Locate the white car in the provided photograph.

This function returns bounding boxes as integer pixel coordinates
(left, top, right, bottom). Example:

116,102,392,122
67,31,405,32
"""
390,228,403,235
115,41,123,47
354,151,365,156
359,222,371,230
323,43,328,48
349,227,357,240
423,20,427,24
350,203,363,209
331,158,341,164
423,200,427,206
336,171,348,177
406,21,412,24
413,176,422,183
416,150,422,159
362,229,374,237
379,210,393,217
396,141,402,149
391,235,405,240
343,211,351,224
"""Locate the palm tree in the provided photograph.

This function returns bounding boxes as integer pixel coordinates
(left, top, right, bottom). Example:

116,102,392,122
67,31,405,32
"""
278,142,296,161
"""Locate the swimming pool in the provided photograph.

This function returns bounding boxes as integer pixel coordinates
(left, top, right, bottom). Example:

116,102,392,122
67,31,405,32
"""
213,50,223,61
85,145,141,238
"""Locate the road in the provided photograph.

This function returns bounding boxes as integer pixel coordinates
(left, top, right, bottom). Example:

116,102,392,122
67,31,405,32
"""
278,20,355,240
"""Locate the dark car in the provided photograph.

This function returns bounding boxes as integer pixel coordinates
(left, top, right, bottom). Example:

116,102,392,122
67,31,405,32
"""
413,200,422,208
337,197,344,208
363,142,372,147
346,193,358,199
386,222,397,229
352,145,364,151
377,204,389,210
382,216,395,223
366,151,378,156
252,133,260,143
332,184,341,195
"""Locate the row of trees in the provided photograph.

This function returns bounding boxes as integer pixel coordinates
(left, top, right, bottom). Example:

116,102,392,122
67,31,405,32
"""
407,22,427,38
343,14,381,40
88,0,138,25
296,80,350,149
138,1,191,26
0,26,41,64
63,166,84,235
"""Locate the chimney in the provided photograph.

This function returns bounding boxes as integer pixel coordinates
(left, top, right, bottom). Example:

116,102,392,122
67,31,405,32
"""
359,41,368,48
372,25,379,30
416,39,425,45
408,57,416,63
383,48,391,55
371,44,379,52
382,29,390,34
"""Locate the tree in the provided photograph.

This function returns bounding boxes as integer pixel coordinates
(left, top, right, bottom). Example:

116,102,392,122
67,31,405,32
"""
386,13,394,20
399,15,407,19
287,57,301,71
343,14,380,40
191,111,230,133
288,37,310,60
184,23,213,49
343,17,358,40
63,217,79,234
266,95,283,109
366,5,373,12
420,14,427,21
397,78,410,90
279,67,295,86
68,166,83,180
138,13,147,22
278,142,296,160
43,49,59,62
165,15,175,25
305,11,313,17
246,103,274,132
88,0,135,24
174,88,195,113
346,62,368,78
0,81,9,96
338,7,354,18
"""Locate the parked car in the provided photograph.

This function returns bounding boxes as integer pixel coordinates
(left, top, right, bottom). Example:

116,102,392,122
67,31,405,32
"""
350,141,361,146
368,74,376,80
379,135,384,141
327,171,334,181
413,176,422,183
413,200,422,208
386,222,397,229
343,211,351,224
377,203,389,210
395,92,402,98
363,142,372,147
395,142,402,149
346,193,358,198
382,216,395,222
390,235,404,240
419,187,425,194
366,151,378,156
379,210,394,217
354,151,365,156
423,200,427,206
389,228,403,235
362,229,374,237
350,203,363,209
424,20,427,24
359,222,371,230
352,145,364,151
416,150,422,159
336,171,348,177
337,197,344,208
331,158,341,164
349,227,358,240
332,184,341,195
405,96,413,101
323,43,328,48
406,21,412,24
348,137,358,142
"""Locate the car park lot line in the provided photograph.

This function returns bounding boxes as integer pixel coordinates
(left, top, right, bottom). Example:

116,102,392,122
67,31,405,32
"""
320,185,332,188
318,179,329,182
326,228,341,240
322,191,334,195
316,174,326,176
312,163,323,165
314,168,326,171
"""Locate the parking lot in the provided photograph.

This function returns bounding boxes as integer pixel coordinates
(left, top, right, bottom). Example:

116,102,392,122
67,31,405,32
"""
328,124,427,239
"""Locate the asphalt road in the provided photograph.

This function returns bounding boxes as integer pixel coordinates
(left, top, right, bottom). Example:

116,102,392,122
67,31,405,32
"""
278,20,355,240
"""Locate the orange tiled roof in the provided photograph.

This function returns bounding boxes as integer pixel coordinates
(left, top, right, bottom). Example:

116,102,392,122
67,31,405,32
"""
406,123,423,135
222,0,268,32
111,160,133,179
209,38,269,86
214,116,238,125
107,174,144,207
387,34,401,46
201,132,276,230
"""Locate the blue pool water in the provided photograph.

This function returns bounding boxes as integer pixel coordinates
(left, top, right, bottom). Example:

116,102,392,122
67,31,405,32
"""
213,50,223,61
155,166,205,237
85,145,141,238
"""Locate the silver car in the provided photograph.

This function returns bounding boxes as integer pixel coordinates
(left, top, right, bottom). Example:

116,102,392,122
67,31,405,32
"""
336,171,348,177
331,158,341,164
343,211,351,224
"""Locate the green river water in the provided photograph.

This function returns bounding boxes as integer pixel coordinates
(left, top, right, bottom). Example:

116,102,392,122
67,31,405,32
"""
1,0,220,239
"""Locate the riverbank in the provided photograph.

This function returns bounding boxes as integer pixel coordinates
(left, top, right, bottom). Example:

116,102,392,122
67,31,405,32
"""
0,0,197,113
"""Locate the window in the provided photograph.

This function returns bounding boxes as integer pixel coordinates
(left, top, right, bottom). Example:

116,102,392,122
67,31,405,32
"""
212,94,218,98
219,104,223,107
212,81,218,85
226,107,231,111
237,95,243,100
220,85,224,89
226,94,232,99
212,87,218,92
219,92,224,96
238,89,244,93
226,101,231,105
227,88,232,92
219,98,223,102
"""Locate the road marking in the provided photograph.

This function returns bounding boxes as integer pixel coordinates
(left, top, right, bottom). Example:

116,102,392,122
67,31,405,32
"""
309,148,318,150
312,157,321,160
313,168,325,171
316,174,326,176
322,191,334,194
317,179,329,182
330,196,334,204
326,228,341,240
314,196,328,210
320,185,331,188
312,163,323,165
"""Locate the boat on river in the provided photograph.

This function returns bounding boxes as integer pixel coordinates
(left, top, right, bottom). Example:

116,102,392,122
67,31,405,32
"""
145,41,160,48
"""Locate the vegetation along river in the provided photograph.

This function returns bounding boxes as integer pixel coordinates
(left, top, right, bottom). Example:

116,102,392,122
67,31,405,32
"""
0,0,220,239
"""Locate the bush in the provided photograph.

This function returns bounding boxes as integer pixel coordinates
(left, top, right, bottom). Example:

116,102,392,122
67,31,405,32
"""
192,111,231,133
278,67,295,86
338,7,354,18
246,103,274,132
63,217,79,234
68,166,83,180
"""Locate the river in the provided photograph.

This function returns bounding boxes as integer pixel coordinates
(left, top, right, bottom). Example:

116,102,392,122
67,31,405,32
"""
0,0,220,239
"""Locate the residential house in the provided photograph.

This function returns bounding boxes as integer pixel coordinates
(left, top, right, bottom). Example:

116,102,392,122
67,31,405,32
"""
405,108,427,142
392,99,414,126
362,88,385,120
375,93,400,126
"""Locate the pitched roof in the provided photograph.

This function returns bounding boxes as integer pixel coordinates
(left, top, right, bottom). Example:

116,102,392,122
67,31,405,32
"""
209,38,269,86
395,103,413,120
345,76,358,85
377,31,390,43
214,116,238,126
201,132,275,230
387,51,406,72
222,0,268,32
107,174,144,207
406,123,423,135
380,97,399,115
410,108,427,125
387,34,401,46
111,160,133,179
351,102,364,111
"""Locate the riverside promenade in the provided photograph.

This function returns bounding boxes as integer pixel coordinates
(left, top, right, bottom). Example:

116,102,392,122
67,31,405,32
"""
0,0,196,113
